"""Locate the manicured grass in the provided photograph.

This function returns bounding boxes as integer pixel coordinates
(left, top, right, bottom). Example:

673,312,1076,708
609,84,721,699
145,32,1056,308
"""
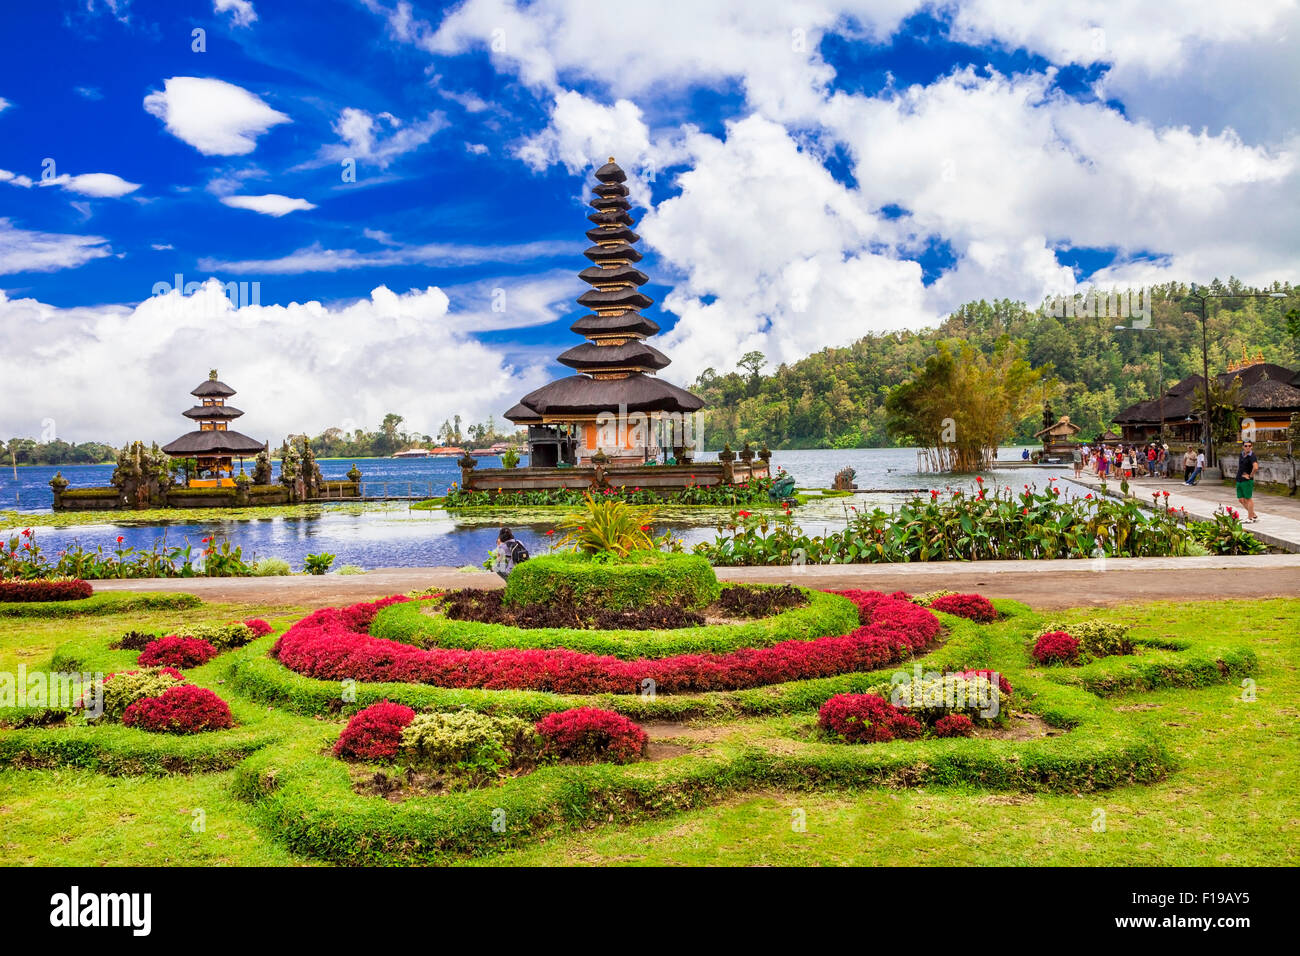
0,596,1294,866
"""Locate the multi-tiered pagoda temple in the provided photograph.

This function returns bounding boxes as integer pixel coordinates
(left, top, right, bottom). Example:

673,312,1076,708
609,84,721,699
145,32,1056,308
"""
505,158,703,466
161,370,266,486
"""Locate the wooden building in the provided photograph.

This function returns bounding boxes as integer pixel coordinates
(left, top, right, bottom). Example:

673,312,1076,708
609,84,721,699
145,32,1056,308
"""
161,370,266,487
1113,359,1300,445
1033,415,1082,461
504,158,704,466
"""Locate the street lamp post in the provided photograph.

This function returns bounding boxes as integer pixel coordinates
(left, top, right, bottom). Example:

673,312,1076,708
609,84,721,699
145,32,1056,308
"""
1114,323,1165,444
1183,286,1289,470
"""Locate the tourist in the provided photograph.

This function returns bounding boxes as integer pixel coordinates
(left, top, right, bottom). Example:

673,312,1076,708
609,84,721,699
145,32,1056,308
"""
1236,440,1259,522
1097,449,1108,478
1185,448,1205,485
1146,444,1157,477
492,527,530,580
1021,448,1030,461
1182,446,1196,482
1072,444,1083,478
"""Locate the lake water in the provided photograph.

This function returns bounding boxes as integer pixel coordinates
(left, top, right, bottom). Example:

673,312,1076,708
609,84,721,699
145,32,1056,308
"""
2,447,1075,569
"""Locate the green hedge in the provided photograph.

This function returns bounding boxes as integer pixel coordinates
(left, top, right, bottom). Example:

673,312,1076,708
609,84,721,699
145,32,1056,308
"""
503,552,719,611
370,588,860,658
58,487,120,499
0,591,202,618
229,670,1176,864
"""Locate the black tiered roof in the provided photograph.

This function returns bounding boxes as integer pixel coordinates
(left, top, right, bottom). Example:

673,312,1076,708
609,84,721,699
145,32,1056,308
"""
506,158,703,424
162,371,264,457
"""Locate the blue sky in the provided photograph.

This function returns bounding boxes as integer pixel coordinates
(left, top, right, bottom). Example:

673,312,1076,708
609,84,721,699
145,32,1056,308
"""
1,0,1297,444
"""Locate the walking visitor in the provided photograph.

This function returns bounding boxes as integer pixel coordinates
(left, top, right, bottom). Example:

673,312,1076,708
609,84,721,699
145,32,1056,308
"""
1236,440,1259,522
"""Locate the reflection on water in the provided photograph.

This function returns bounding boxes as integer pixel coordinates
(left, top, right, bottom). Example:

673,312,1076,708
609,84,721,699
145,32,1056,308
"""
5,447,1077,569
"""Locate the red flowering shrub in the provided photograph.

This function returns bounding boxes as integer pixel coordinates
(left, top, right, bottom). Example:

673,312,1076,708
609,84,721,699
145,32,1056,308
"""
928,593,997,623
243,618,273,638
535,707,647,763
818,693,923,743
958,669,1013,697
933,714,975,737
0,579,93,602
137,635,218,669
120,685,233,733
272,591,943,695
333,700,416,760
1033,631,1080,664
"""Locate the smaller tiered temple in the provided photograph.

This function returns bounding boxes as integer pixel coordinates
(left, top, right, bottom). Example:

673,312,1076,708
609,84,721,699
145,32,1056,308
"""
161,370,266,486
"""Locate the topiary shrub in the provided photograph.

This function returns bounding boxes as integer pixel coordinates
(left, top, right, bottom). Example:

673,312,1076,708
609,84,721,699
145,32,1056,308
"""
535,707,647,763
243,619,273,638
172,621,257,650
137,635,218,669
399,710,536,776
1033,631,1081,665
879,671,1008,726
504,552,718,611
933,714,975,737
928,593,997,623
97,668,185,721
110,630,157,651
1036,619,1133,657
818,693,923,743
121,685,233,734
910,589,956,607
333,701,416,760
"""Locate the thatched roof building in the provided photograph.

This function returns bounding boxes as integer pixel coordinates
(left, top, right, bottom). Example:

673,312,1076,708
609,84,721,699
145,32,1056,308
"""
162,371,264,483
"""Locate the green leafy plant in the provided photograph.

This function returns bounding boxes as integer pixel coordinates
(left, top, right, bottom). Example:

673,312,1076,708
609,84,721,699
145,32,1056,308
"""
500,447,521,469
553,493,657,557
303,552,335,575
398,710,536,780
252,557,292,576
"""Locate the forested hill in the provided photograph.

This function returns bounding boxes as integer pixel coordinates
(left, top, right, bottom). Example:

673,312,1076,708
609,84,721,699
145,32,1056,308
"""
689,280,1299,449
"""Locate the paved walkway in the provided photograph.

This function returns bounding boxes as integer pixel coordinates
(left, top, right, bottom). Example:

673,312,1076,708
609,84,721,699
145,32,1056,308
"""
90,554,1300,610
1071,471,1300,553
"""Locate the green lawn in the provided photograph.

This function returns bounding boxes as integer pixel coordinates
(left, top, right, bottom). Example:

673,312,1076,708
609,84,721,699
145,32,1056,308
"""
1,596,1295,866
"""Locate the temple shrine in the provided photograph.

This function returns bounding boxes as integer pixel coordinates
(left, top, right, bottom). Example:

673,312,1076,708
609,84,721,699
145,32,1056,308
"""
161,370,267,487
504,158,705,466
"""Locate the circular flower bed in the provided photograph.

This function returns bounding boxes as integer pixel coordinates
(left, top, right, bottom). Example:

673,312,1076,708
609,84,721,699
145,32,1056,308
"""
271,590,942,695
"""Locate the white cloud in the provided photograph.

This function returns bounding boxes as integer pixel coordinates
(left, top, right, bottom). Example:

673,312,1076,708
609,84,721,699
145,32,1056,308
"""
143,77,290,156
316,106,447,169
465,142,489,155
0,281,543,444
219,193,317,216
214,0,258,28
151,243,175,251
0,169,34,188
40,172,142,198
74,86,103,100
0,219,113,274
0,96,10,113
199,238,574,273
645,115,929,381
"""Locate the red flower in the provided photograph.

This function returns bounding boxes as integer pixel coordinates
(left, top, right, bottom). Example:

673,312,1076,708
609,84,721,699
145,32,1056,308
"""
138,635,218,669
1085,493,1093,499
333,700,415,760
1033,631,1080,665
116,535,125,544
21,528,32,538
975,476,984,484
928,593,996,623
818,693,922,743
933,714,975,738
545,529,555,536
121,685,233,734
536,707,646,763
737,510,752,518
1022,507,1028,515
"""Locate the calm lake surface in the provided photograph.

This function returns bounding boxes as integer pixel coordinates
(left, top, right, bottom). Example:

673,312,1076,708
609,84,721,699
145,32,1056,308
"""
3,448,1076,569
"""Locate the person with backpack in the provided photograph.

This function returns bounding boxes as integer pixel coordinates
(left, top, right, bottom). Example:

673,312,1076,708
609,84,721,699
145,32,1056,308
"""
492,527,529,580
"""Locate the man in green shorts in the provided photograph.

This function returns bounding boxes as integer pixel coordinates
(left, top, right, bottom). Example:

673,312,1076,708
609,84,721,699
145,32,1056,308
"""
1236,440,1259,522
